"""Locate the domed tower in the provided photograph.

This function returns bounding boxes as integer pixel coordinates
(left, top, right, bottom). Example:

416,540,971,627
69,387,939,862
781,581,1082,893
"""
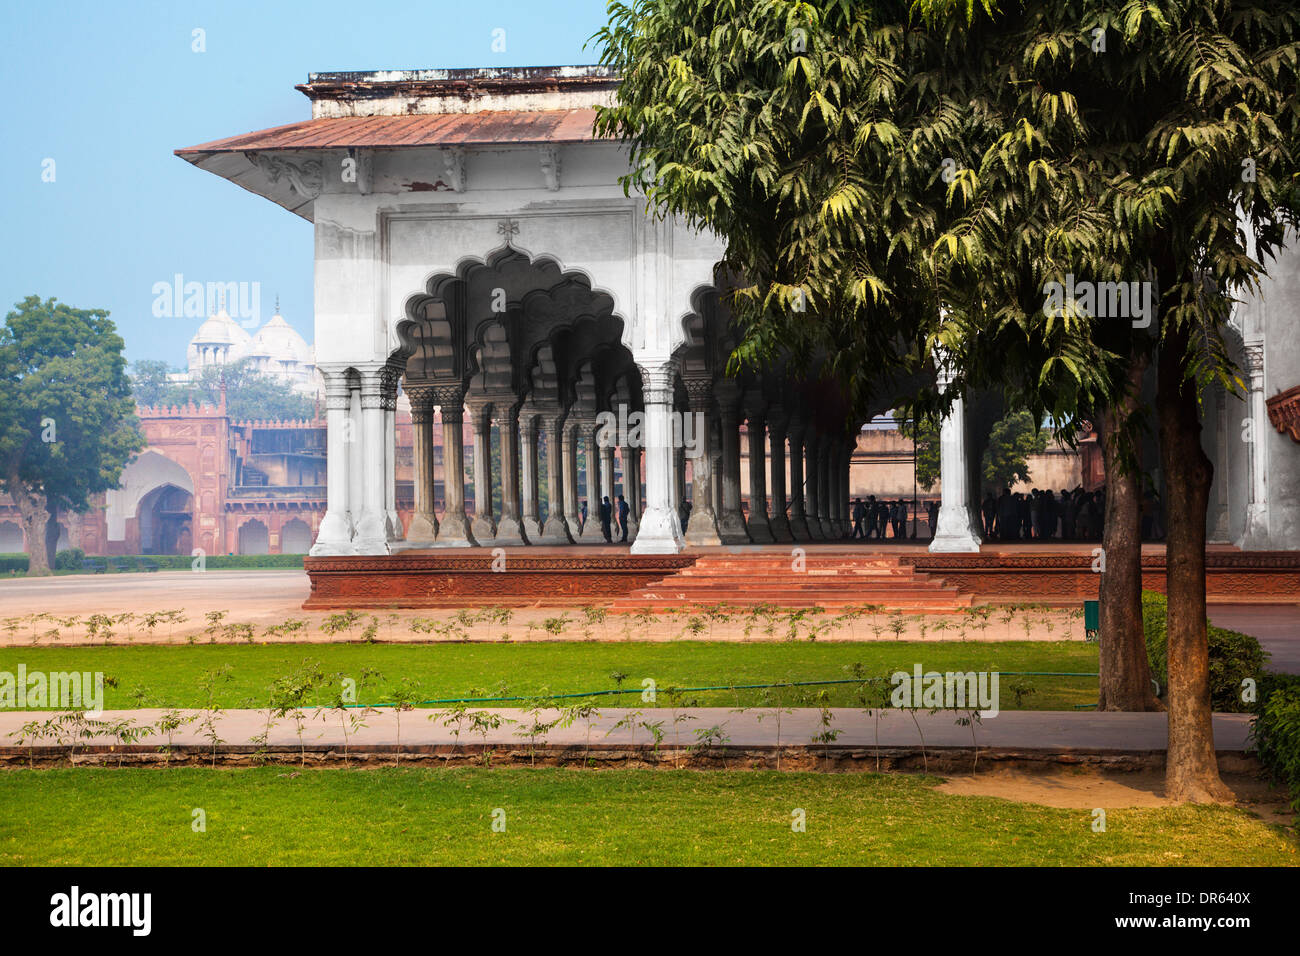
246,303,319,393
187,305,252,377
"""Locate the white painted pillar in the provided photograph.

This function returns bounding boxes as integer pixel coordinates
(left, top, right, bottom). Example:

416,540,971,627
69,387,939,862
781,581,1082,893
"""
929,356,982,553
383,376,401,542
1239,341,1271,548
309,369,355,555
631,360,685,554
352,367,390,554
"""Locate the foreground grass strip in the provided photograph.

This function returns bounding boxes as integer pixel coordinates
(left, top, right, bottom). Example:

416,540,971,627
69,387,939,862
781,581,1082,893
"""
0,642,1100,710
0,767,1292,866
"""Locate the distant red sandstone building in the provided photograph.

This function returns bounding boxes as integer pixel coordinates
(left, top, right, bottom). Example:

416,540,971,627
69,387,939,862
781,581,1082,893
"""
0,398,426,557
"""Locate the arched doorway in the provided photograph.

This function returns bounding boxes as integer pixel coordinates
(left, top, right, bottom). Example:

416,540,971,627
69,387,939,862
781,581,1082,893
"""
280,518,312,554
0,522,23,553
137,484,194,554
238,519,270,555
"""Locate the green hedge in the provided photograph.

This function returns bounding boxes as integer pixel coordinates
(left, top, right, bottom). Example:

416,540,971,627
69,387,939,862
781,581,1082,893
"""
1141,590,1268,713
0,552,304,574
1250,672,1300,817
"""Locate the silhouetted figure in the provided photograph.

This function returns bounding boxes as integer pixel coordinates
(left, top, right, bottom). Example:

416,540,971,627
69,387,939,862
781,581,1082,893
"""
618,495,630,542
927,500,940,538
581,499,588,533
981,492,997,537
996,488,1017,540
852,498,867,539
599,496,613,543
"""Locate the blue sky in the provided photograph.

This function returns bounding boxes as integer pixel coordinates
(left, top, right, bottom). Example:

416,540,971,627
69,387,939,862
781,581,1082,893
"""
0,0,610,365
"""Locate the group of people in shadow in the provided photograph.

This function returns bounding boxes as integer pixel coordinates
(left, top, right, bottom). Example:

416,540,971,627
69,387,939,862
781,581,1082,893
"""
844,484,1167,543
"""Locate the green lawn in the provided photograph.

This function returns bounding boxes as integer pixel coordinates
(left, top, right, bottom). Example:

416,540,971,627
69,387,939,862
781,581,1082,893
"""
0,641,1101,710
0,767,1292,866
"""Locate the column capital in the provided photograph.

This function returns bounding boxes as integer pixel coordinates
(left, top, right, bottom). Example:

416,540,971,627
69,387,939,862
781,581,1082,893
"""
767,405,789,437
682,377,714,412
637,360,678,406
405,384,436,423
1243,341,1265,379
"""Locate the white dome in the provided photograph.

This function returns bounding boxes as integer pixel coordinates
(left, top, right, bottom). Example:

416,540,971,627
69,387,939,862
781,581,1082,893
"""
247,313,312,365
191,308,252,348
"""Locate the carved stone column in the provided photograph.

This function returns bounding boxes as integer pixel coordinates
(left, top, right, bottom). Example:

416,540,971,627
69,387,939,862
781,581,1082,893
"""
815,435,835,539
768,408,793,542
562,417,582,541
630,360,685,554
383,367,402,542
786,416,811,541
520,413,543,541
621,444,641,542
579,418,606,543
744,401,775,543
433,385,475,547
716,385,749,544
468,403,496,542
494,400,527,546
310,368,356,555
404,384,439,545
805,428,825,540
683,380,721,545
538,413,572,544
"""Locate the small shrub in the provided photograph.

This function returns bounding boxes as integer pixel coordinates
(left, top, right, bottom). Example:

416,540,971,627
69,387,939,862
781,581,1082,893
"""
1141,591,1268,712
1250,672,1300,818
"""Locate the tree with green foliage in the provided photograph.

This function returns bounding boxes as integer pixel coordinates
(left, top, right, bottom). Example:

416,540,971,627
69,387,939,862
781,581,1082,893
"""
596,0,1300,802
912,0,1300,802
127,359,175,407
0,296,143,574
129,357,317,422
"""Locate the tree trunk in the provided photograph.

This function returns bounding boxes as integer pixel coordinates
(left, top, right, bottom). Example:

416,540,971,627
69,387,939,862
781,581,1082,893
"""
1097,354,1162,711
6,466,51,576
1157,329,1233,803
45,502,61,569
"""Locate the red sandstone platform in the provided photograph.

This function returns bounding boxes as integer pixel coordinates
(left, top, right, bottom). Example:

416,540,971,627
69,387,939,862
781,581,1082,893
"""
302,544,1300,610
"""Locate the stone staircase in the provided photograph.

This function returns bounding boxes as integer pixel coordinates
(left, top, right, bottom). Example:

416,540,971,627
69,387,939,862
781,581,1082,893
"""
607,551,974,612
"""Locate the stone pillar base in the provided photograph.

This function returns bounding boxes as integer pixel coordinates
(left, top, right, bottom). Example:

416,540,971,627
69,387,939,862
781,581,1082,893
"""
434,514,477,547
747,514,776,544
493,517,528,547
769,515,794,542
471,515,497,542
685,510,722,546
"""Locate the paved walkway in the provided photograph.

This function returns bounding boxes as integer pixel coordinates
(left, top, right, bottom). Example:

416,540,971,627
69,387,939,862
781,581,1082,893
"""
1209,605,1300,674
0,707,1253,754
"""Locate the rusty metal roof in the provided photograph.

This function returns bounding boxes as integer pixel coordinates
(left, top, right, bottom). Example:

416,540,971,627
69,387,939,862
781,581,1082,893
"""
176,108,603,156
